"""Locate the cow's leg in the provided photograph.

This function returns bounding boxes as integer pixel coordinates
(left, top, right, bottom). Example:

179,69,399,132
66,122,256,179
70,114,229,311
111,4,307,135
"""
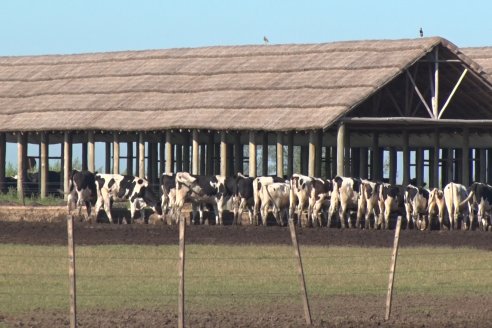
214,202,222,225
261,202,269,226
339,205,347,229
100,191,113,224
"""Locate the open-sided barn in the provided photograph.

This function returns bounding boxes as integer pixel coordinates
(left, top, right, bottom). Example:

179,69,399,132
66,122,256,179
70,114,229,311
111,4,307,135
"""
1,36,492,198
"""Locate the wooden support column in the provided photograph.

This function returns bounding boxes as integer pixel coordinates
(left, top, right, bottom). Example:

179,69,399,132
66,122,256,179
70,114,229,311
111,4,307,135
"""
331,147,337,178
81,141,88,171
175,145,183,173
372,133,380,180
234,134,243,175
105,142,111,173
416,148,424,187
402,131,409,186
276,132,284,178
192,130,200,175
206,134,213,176
249,132,257,177
113,134,120,174
149,142,158,185
220,132,228,176
182,135,190,173
389,148,397,185
200,144,206,175
165,131,173,174
127,141,134,176
138,133,145,178
336,123,346,176
462,128,470,186
262,133,268,176
287,133,294,176
63,132,72,201
479,149,487,183
308,131,317,177
40,133,48,199
359,148,368,179
0,133,5,192
17,133,26,201
159,139,164,176
432,131,440,188
214,143,220,175
88,131,95,173
300,146,308,175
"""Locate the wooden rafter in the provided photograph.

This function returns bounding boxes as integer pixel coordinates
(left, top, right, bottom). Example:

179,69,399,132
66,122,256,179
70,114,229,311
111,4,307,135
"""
438,69,468,119
406,70,434,118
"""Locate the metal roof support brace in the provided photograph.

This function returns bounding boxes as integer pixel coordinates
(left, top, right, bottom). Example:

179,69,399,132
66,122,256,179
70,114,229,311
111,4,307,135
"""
438,69,468,119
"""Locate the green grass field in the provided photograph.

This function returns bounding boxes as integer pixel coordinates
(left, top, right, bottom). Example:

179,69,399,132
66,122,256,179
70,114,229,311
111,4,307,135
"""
1,244,491,314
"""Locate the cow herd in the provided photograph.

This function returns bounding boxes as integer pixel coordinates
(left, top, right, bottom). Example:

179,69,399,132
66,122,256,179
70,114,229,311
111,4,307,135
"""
66,169,492,231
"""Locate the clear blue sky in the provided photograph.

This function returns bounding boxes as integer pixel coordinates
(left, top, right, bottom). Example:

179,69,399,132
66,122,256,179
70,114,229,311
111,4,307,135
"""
2,0,491,173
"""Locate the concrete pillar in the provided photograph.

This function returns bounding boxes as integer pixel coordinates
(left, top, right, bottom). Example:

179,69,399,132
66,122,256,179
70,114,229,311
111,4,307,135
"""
88,131,95,172
308,131,319,177
40,133,48,199
192,130,200,175
462,128,470,186
165,131,173,174
113,134,120,175
277,132,284,178
336,123,346,176
402,130,409,186
138,133,145,178
220,132,228,176
249,131,257,177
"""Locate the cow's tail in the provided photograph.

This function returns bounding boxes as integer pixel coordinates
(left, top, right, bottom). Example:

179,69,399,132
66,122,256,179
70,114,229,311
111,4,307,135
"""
459,190,474,208
265,185,280,214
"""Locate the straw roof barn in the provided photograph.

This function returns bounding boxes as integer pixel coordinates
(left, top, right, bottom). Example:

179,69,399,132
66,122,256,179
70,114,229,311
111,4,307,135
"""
463,46,492,74
1,36,491,134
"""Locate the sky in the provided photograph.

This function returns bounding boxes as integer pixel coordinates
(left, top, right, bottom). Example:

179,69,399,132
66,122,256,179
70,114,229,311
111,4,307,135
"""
1,0,492,173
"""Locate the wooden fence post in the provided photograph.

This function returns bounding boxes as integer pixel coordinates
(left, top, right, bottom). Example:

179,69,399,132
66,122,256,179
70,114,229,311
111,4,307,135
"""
67,215,77,328
385,215,402,321
178,215,186,328
288,218,312,325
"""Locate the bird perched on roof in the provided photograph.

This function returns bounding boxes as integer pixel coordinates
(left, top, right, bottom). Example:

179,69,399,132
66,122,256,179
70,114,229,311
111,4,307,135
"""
263,36,269,44
420,27,423,37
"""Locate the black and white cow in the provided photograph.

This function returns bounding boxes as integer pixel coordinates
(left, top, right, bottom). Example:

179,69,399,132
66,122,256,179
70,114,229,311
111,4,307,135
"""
252,176,286,225
174,172,234,225
356,179,380,229
459,182,492,231
377,183,405,230
94,174,161,224
443,182,469,230
327,176,361,229
160,173,176,224
404,184,430,229
259,181,291,226
232,173,255,225
310,177,333,227
289,174,314,227
67,170,97,220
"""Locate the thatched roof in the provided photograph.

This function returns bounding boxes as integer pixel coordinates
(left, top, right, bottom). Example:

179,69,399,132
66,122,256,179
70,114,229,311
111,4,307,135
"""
0,36,490,132
462,47,492,74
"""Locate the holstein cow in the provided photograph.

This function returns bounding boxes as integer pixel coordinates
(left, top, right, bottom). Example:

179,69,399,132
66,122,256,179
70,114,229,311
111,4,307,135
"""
67,170,97,221
94,174,161,224
174,172,234,225
232,173,255,225
443,182,469,230
327,176,361,229
356,179,380,229
289,174,314,227
160,173,177,224
404,184,430,230
377,183,405,230
310,178,333,227
259,181,291,226
459,182,492,231
252,176,285,225
427,188,445,230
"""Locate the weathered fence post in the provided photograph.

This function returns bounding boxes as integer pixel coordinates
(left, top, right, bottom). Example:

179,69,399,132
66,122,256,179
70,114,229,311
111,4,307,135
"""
67,215,77,328
178,215,186,328
288,218,312,325
385,215,402,321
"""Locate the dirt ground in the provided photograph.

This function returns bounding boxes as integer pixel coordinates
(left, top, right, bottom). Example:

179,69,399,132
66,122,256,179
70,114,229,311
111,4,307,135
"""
0,210,491,327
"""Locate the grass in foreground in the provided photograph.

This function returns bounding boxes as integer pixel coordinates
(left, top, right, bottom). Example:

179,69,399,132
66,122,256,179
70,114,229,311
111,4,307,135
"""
0,244,490,314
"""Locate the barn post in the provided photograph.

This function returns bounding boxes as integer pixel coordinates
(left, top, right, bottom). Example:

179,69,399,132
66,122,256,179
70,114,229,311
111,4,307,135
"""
336,122,346,176
462,127,470,186
416,148,424,187
300,146,308,175
182,133,190,173
205,133,213,175
389,148,397,185
402,130,410,186
359,148,368,179
192,130,199,175
178,213,186,328
138,132,145,178
432,130,440,188
262,132,268,175
149,141,158,186
277,132,284,178
63,132,72,201
220,131,228,176
165,131,173,174
127,141,134,176
249,131,257,177
81,141,88,171
104,142,111,173
17,133,26,202
372,133,381,181
113,133,120,175
308,131,316,177
0,133,5,192
40,132,48,199
385,215,402,321
234,132,243,175
87,131,95,173
159,138,165,176
66,215,77,328
287,133,294,176
200,144,206,175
